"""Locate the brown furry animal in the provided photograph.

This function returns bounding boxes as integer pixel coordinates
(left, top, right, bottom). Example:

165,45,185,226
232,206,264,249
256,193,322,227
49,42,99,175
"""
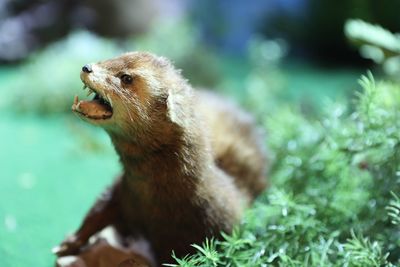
53,52,267,266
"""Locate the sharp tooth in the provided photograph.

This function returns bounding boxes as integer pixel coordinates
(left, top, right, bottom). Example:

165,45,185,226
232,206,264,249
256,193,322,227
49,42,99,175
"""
74,95,79,105
82,84,87,90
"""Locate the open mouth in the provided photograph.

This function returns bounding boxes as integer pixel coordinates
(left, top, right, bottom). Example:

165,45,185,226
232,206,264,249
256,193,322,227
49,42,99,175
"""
72,84,113,120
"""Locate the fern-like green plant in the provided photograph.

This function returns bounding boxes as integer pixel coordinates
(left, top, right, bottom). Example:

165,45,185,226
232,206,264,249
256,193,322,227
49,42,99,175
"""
386,192,400,226
169,72,400,267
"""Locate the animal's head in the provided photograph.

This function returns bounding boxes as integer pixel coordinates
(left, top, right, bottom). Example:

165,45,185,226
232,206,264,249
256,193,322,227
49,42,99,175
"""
73,52,192,143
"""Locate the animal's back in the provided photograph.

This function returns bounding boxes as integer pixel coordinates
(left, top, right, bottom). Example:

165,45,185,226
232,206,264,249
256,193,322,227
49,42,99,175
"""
195,90,267,200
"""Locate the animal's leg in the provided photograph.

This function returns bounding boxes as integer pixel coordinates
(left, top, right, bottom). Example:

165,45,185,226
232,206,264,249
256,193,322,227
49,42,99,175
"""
53,179,122,256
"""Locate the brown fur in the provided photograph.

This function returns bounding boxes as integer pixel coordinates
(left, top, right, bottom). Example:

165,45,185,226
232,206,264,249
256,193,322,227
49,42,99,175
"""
55,52,267,266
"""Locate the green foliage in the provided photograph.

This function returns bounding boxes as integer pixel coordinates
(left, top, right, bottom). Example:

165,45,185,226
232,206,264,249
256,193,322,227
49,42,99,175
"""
170,73,400,265
345,19,400,79
341,231,390,267
345,19,400,60
387,193,400,226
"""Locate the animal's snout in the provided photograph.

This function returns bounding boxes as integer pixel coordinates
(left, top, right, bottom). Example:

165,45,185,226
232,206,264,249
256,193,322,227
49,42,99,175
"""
82,64,92,73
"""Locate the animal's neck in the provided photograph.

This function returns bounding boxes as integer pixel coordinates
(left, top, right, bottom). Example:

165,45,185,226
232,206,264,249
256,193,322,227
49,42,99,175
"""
110,131,206,189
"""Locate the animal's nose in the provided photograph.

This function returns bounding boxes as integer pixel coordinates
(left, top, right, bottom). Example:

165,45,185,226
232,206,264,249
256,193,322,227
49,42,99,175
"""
82,64,92,73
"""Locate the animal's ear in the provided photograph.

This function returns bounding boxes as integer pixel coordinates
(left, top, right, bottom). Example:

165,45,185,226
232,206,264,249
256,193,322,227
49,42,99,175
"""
166,88,189,128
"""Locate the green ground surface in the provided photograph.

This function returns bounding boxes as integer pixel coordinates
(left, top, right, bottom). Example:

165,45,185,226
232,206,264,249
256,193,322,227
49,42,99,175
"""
0,61,362,266
0,113,119,267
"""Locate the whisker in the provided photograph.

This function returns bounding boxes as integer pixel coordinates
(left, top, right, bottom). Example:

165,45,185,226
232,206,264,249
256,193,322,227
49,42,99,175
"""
110,83,135,122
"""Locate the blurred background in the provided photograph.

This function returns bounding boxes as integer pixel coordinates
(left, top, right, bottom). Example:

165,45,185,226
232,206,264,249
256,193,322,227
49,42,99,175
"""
1,0,399,266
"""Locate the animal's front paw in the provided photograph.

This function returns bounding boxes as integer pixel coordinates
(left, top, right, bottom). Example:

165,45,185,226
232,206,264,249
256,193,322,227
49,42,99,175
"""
52,235,85,257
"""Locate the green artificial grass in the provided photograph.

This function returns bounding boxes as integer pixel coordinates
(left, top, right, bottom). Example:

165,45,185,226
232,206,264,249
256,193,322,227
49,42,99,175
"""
0,113,119,267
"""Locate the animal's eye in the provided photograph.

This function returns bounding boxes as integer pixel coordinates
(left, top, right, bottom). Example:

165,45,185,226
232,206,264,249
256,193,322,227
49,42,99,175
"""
120,74,133,84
